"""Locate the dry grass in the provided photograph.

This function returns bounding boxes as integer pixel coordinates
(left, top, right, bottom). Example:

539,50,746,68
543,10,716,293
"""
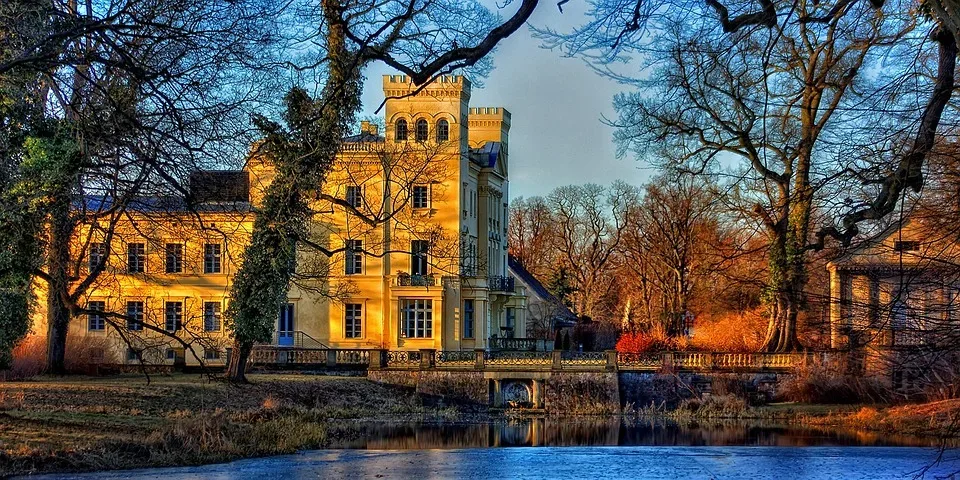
799,399,960,437
0,373,451,476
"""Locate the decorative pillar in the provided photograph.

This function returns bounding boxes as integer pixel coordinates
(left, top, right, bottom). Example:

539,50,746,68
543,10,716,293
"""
605,350,618,371
474,348,486,370
552,350,562,370
419,349,436,370
326,350,337,368
368,349,387,369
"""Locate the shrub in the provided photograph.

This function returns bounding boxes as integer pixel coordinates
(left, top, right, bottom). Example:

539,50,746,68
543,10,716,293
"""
3,335,47,380
778,359,888,404
690,310,766,352
64,335,118,373
616,325,687,353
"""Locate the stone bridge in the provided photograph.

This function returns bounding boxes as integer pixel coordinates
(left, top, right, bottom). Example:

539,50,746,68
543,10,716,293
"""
251,348,832,410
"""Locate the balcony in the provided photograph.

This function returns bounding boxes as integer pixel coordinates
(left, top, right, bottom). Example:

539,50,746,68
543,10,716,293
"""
488,275,515,293
395,273,437,287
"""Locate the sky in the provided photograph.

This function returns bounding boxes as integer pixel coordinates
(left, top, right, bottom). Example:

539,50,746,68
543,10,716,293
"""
356,2,656,200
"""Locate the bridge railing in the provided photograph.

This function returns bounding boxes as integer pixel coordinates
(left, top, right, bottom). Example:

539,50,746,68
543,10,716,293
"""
252,346,822,373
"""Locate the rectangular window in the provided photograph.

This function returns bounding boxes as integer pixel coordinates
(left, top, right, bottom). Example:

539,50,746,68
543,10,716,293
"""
506,307,516,329
463,299,475,339
401,299,433,338
345,303,363,338
127,348,142,361
345,240,363,275
165,348,176,360
894,240,920,252
345,185,363,208
165,301,183,332
412,185,430,209
204,349,221,360
165,243,183,273
127,243,145,273
204,243,222,274
87,301,106,331
203,301,222,332
411,240,429,276
126,301,144,331
88,243,106,272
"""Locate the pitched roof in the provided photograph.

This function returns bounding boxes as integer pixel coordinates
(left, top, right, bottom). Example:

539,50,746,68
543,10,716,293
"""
508,255,578,325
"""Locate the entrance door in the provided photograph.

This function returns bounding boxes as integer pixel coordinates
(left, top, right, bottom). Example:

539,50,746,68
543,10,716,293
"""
278,303,295,346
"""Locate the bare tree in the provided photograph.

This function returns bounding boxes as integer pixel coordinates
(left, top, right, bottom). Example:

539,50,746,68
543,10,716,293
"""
620,174,721,335
537,0,954,352
548,182,635,321
0,0,283,372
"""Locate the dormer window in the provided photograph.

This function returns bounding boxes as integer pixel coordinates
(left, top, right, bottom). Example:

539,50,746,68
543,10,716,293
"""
894,240,919,252
437,119,449,142
415,119,428,142
395,119,408,141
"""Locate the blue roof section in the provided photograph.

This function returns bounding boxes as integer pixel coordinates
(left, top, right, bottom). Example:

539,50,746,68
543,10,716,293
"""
343,132,385,143
470,142,501,168
76,195,251,214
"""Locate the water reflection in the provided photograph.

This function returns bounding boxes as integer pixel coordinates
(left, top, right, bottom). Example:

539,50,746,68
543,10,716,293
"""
330,418,952,450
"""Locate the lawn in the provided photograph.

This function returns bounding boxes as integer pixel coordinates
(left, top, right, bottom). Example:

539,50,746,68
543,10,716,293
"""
0,373,447,477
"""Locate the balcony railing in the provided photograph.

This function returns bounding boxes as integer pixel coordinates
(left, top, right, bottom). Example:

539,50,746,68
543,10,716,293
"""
395,273,437,287
488,275,515,293
262,331,329,349
490,337,537,351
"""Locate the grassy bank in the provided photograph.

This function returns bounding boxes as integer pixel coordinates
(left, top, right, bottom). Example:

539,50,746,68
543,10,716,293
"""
0,373,466,477
629,393,960,439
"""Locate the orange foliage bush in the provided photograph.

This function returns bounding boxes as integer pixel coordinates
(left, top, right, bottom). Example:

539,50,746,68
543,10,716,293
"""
4,335,47,380
690,310,767,352
615,332,655,354
616,325,688,353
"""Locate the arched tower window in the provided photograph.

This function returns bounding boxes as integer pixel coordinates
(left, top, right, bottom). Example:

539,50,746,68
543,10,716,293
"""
436,119,449,142
415,119,428,142
395,119,408,141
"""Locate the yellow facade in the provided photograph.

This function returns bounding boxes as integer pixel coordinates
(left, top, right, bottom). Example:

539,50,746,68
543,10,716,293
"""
35,75,527,365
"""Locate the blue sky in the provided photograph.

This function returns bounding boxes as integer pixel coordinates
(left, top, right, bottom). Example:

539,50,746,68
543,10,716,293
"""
357,2,656,200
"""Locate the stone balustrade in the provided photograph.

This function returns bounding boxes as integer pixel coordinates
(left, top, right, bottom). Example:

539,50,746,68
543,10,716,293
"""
249,346,825,373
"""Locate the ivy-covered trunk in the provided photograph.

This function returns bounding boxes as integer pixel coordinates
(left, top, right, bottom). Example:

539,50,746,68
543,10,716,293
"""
46,193,74,374
225,0,363,382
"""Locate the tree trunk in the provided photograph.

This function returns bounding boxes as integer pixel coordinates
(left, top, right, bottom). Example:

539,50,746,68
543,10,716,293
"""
227,340,252,383
761,222,804,353
46,197,73,374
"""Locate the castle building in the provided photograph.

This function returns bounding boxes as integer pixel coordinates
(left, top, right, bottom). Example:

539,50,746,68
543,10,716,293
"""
35,75,528,365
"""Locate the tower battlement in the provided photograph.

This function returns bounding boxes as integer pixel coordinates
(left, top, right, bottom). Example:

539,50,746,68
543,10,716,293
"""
468,107,511,129
382,75,471,98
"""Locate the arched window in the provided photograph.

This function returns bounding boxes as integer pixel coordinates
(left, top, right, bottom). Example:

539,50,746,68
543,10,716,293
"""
436,119,449,142
415,119,428,142
395,119,408,141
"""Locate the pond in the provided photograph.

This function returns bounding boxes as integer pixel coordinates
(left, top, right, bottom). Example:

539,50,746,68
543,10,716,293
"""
25,419,960,479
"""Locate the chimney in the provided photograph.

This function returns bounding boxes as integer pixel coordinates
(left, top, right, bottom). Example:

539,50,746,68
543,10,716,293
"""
360,121,379,136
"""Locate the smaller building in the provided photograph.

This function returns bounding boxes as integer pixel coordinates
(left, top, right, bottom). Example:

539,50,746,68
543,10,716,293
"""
508,255,577,345
828,214,960,388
